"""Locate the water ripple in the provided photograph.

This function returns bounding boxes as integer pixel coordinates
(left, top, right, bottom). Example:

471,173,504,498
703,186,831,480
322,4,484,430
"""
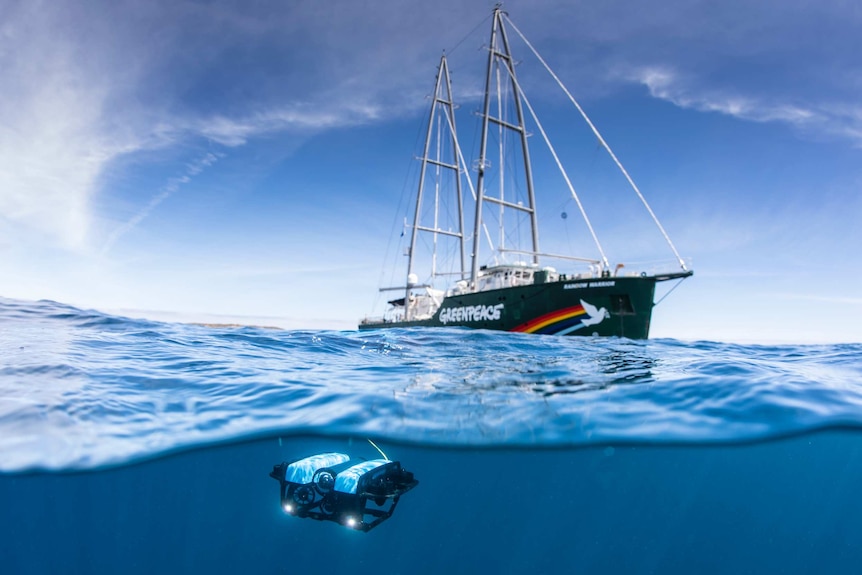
1,297,861,472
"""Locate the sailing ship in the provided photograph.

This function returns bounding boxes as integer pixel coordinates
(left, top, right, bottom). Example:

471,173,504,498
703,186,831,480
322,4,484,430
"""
359,6,692,339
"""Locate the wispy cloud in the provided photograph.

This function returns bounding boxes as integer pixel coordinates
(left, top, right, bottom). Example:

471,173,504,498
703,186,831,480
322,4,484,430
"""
0,0,464,253
0,2,135,250
188,102,384,147
101,152,223,254
628,66,862,145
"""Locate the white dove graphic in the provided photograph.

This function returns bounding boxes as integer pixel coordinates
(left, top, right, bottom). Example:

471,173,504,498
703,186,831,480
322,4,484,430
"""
580,299,609,326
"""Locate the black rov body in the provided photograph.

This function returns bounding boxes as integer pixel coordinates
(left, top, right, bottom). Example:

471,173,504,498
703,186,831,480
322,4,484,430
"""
269,452,418,532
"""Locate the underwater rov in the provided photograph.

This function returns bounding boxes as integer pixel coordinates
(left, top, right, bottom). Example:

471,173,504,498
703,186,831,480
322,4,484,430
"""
269,452,418,532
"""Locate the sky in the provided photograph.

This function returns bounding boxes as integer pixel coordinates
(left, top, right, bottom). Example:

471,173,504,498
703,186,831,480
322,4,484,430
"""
1,0,860,343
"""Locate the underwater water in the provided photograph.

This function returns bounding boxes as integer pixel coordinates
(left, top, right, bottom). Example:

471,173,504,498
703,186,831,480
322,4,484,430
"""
1,297,861,574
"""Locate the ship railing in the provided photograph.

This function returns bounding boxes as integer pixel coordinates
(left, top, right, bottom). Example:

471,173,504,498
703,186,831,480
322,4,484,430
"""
612,258,693,278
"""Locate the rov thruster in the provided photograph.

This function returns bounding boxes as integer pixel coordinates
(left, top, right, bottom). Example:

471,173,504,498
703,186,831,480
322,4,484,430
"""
269,452,418,532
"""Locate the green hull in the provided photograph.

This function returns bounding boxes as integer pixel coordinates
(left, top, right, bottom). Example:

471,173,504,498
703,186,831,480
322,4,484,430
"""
360,276,658,339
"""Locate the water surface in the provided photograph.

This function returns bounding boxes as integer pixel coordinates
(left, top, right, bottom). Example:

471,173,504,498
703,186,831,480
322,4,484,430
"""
2,297,861,573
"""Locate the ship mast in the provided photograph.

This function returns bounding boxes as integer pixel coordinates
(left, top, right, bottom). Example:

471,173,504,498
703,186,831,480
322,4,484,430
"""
470,5,540,288
404,54,467,321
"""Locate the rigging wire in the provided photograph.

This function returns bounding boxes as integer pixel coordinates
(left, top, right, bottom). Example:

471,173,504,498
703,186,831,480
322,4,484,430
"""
498,59,611,269
372,92,439,314
503,13,688,272
441,95,496,256
654,276,690,307
445,11,494,56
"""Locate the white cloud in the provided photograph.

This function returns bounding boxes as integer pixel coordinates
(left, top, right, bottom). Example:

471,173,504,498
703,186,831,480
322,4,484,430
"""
628,66,862,146
634,66,816,122
189,102,384,147
0,3,131,250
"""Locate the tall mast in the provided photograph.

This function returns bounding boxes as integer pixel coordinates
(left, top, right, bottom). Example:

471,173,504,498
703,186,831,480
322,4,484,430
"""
471,5,540,287
405,54,466,320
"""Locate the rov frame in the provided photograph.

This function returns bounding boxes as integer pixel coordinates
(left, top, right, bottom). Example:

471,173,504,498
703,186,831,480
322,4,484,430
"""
270,453,418,532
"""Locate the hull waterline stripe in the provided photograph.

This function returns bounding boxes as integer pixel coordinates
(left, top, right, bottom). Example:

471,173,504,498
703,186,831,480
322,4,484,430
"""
512,305,586,333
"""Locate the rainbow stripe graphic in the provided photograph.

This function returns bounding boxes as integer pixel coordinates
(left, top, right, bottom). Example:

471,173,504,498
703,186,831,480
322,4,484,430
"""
511,304,590,335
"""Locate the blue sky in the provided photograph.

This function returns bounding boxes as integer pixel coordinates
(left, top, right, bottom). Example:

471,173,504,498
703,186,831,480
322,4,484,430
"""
1,0,860,343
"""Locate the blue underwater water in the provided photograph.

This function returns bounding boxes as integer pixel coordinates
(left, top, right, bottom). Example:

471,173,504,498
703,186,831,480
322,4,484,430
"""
2,296,862,574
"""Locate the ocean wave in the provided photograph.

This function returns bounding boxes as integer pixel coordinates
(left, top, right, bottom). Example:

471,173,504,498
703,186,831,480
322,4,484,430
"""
1,296,861,472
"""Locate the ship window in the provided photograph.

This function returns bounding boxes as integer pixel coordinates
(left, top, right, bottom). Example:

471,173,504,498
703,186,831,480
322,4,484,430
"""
610,294,635,315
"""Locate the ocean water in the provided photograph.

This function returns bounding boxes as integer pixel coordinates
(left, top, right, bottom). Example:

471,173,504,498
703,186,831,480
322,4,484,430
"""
1,296,861,573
